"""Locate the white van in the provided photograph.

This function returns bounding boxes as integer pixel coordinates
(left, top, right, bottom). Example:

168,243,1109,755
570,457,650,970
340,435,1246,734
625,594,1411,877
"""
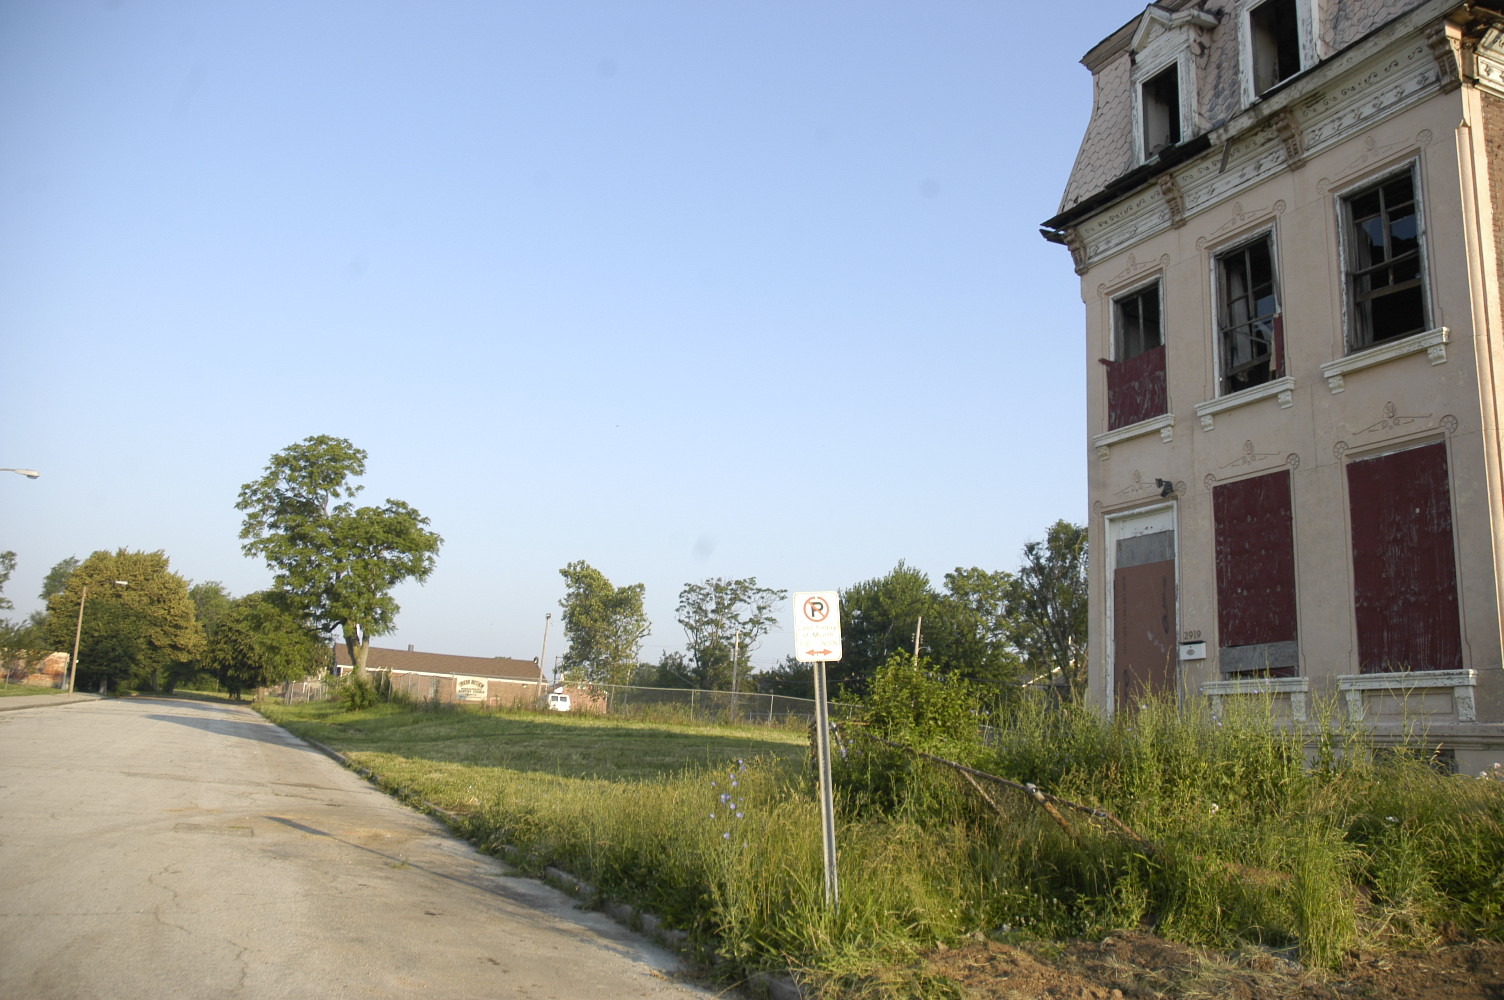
547,691,571,712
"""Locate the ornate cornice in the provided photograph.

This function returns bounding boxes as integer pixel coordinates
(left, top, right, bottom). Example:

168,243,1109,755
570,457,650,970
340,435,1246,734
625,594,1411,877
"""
1073,33,1449,269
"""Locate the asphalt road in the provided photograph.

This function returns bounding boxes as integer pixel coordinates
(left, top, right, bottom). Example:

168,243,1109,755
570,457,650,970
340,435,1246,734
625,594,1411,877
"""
0,696,718,999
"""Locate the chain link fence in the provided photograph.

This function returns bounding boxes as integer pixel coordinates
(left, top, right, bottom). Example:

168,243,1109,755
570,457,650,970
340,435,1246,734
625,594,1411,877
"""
584,683,860,725
272,672,858,726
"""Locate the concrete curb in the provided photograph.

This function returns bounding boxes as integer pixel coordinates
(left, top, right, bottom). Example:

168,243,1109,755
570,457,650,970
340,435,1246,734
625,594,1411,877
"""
0,691,104,713
288,727,807,999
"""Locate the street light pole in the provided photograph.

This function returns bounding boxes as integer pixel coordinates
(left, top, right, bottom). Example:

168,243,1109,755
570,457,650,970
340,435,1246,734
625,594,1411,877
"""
67,586,88,694
537,612,552,702
67,580,129,694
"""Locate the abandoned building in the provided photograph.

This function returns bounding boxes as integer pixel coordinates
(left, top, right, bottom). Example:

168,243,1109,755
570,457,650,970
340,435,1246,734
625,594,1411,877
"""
1041,0,1504,769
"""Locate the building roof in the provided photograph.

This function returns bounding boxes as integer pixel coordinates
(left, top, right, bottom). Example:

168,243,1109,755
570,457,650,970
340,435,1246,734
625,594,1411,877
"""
333,643,544,682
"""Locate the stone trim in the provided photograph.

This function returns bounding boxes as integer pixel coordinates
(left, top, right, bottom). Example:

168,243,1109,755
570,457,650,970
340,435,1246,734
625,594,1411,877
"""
1319,327,1449,393
1195,376,1296,431
1093,413,1175,460
1201,676,1311,723
1337,668,1478,722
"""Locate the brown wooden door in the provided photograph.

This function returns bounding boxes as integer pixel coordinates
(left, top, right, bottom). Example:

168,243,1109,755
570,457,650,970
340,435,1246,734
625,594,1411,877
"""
1112,523,1176,711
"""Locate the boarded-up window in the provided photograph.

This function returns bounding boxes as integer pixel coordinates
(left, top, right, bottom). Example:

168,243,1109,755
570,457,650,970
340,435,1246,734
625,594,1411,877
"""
1106,345,1168,430
1106,282,1168,430
1214,469,1298,675
1347,442,1462,673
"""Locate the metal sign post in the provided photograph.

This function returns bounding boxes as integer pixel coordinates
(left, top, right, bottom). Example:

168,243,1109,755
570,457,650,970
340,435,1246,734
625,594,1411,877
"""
793,591,842,909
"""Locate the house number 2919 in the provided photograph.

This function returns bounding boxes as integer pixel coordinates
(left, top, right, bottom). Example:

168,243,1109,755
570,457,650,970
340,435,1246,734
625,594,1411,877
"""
1182,630,1202,641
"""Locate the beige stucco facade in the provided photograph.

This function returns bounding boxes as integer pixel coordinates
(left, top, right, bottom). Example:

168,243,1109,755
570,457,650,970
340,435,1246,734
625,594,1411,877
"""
1045,0,1504,771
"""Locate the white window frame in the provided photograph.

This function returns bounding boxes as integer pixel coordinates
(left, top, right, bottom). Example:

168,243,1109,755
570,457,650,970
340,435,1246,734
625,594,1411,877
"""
1240,0,1322,105
1132,47,1196,164
1111,275,1165,363
1209,226,1283,397
1335,160,1431,355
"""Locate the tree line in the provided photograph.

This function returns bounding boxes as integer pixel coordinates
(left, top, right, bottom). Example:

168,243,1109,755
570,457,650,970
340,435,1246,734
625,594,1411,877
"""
554,519,1087,701
0,435,442,697
3,432,1084,704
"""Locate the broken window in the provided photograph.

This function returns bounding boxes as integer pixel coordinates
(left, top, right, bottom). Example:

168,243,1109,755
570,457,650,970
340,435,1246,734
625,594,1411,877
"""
1345,168,1427,349
1214,469,1298,677
1140,65,1182,158
1250,0,1301,96
1106,282,1167,429
1216,235,1281,394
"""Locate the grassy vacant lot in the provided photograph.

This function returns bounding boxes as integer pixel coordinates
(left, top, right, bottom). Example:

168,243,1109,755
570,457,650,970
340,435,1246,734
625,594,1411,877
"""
260,694,1504,999
0,684,64,698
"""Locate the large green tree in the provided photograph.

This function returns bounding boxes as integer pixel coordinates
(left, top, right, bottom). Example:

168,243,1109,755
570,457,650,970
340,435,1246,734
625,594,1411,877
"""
928,566,1026,690
557,561,649,685
1007,520,1088,699
236,435,443,673
42,549,204,693
204,591,332,698
39,556,78,600
675,577,786,691
836,561,936,694
0,550,15,612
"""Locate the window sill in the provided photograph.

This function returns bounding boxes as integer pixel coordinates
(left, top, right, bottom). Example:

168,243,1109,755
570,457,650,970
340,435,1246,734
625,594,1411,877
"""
1093,413,1175,460
1201,676,1310,723
1337,668,1477,722
1320,327,1449,393
1195,376,1295,431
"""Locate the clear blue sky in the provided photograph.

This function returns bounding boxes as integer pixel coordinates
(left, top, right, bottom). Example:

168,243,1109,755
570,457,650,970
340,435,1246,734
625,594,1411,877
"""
2,0,1136,676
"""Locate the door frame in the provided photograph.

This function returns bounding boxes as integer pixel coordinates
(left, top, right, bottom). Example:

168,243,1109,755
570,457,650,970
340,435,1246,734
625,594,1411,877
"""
1104,501,1180,716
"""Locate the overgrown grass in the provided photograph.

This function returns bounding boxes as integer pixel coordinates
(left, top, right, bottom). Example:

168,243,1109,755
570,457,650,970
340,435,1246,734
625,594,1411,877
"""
258,689,1504,997
0,684,64,698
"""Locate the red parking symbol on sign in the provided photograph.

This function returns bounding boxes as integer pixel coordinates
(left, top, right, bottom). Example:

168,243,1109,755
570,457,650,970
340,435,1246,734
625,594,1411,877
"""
803,596,830,622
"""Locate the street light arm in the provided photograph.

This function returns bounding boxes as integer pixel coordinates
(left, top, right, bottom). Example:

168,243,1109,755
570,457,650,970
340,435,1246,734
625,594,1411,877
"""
1,468,39,479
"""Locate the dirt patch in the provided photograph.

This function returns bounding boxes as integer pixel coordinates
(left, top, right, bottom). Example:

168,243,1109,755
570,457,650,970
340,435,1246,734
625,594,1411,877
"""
923,932,1504,1000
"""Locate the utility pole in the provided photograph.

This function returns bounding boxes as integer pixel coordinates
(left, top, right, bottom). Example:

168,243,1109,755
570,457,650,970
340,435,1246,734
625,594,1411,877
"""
537,612,552,701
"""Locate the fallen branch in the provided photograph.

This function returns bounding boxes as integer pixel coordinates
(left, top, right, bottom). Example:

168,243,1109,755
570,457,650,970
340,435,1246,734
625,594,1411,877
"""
858,732,1289,885
862,732,1147,845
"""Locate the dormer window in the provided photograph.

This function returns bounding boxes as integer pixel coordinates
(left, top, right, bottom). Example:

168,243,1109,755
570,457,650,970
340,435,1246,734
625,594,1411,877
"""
1251,0,1300,94
1127,5,1214,164
1141,66,1182,156
1242,0,1320,103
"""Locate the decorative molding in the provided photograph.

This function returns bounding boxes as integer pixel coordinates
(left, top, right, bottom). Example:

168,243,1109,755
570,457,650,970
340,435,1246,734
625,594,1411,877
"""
1473,24,1504,100
1424,20,1462,94
1337,670,1479,723
1202,676,1310,724
1194,376,1296,431
1320,327,1450,393
1074,35,1445,269
1286,453,1300,470
1157,173,1187,228
1355,400,1431,436
1220,438,1281,471
1441,414,1459,436
1334,440,1349,461
1112,470,1163,500
1271,107,1305,168
1092,412,1176,460
1064,226,1087,276
1203,473,1217,491
1103,252,1170,292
